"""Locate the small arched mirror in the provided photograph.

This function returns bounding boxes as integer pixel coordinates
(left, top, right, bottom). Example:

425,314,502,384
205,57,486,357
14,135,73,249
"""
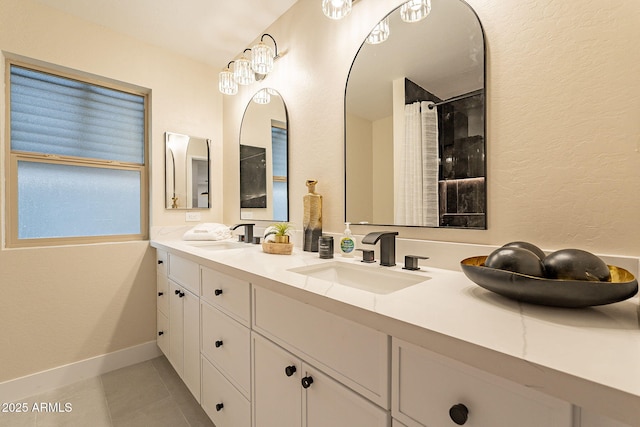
165,132,210,209
239,88,289,221
345,0,486,228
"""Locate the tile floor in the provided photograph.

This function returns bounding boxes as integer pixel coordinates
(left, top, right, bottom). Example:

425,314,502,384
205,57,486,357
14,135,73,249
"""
0,356,215,427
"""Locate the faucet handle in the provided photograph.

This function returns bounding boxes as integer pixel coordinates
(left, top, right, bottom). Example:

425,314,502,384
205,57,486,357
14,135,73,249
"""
403,255,429,271
356,248,376,263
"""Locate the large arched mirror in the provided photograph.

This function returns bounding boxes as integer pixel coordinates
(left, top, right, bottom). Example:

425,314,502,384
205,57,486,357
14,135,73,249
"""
165,132,210,209
239,88,289,221
345,0,486,228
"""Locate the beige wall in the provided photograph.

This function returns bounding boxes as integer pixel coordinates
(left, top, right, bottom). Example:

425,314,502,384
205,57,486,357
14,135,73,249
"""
223,0,640,257
0,0,223,382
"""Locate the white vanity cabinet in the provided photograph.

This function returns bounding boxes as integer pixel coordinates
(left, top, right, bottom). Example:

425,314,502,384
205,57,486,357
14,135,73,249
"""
200,266,252,427
165,254,201,403
391,338,573,427
252,332,389,427
252,286,389,408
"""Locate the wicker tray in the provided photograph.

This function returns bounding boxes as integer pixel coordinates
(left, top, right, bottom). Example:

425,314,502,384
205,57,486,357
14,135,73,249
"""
262,242,294,255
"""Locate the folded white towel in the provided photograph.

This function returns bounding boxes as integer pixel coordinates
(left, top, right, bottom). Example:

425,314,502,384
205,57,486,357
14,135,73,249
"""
183,223,232,241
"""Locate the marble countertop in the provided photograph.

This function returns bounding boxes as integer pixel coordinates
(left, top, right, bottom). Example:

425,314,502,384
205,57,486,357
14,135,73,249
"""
150,237,640,424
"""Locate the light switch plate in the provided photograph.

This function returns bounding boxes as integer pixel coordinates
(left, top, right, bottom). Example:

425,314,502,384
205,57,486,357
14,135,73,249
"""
186,211,201,222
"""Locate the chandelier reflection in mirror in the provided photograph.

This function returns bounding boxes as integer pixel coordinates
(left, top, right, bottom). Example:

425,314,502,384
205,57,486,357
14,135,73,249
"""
324,0,432,46
218,34,279,96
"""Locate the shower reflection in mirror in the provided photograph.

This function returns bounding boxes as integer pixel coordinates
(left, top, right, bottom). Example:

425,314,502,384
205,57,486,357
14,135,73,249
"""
345,0,486,229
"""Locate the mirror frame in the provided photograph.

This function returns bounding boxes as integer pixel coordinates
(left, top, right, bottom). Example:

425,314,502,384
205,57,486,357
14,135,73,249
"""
344,0,487,229
165,132,211,210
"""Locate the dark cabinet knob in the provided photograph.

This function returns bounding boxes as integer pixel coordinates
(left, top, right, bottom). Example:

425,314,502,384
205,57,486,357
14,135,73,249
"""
175,290,180,295
301,376,314,389
285,365,297,377
158,292,164,296
449,403,469,425
157,260,163,265
158,331,164,336
215,403,224,412
176,291,185,298
215,340,224,348
214,289,223,296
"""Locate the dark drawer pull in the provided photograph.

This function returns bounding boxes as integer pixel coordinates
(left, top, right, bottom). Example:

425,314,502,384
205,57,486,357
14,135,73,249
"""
215,340,224,348
285,365,297,377
449,403,469,425
215,403,224,412
301,376,314,389
214,289,223,296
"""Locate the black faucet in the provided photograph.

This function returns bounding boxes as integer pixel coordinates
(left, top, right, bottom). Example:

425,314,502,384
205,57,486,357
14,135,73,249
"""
361,231,399,267
230,223,255,243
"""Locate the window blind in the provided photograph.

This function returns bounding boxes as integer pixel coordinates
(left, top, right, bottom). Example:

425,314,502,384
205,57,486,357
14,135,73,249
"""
10,65,145,164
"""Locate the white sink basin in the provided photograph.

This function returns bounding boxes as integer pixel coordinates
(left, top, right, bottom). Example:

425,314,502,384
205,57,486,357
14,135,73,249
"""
288,261,429,294
186,241,247,251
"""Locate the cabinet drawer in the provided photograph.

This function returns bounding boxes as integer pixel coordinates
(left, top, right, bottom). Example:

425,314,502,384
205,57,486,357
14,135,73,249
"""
201,266,250,326
392,338,572,427
202,302,251,397
157,274,169,316
253,286,389,408
168,254,199,295
201,356,251,427
156,249,167,276
157,310,170,358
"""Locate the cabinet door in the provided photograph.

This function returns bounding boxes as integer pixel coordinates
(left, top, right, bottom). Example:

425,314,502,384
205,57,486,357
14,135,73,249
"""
169,280,184,375
304,364,389,427
183,287,200,403
252,333,301,427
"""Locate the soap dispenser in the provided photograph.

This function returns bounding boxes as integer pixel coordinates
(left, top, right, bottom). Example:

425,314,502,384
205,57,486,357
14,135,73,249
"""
339,222,355,257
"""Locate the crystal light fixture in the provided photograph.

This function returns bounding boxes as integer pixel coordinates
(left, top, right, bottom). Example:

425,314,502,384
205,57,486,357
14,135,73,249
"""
400,0,431,23
322,0,352,20
253,88,271,104
218,61,238,95
234,49,255,86
252,34,278,76
366,17,390,45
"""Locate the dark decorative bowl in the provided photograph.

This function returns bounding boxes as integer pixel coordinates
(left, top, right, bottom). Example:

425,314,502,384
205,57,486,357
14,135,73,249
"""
460,256,638,308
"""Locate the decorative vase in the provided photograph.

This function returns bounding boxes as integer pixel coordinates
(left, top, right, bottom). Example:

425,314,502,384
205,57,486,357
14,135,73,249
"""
303,179,322,252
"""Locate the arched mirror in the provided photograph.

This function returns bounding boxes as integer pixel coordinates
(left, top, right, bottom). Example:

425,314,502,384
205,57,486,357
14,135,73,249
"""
239,88,289,221
165,132,210,209
345,0,486,228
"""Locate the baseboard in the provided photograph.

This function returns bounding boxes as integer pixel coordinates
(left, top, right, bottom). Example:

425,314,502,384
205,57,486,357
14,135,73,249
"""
0,340,162,403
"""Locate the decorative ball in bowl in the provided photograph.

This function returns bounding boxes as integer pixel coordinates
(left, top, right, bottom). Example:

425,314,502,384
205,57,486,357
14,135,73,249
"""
460,243,638,308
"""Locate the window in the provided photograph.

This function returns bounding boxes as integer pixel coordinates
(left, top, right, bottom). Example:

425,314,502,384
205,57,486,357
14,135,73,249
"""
6,62,148,247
